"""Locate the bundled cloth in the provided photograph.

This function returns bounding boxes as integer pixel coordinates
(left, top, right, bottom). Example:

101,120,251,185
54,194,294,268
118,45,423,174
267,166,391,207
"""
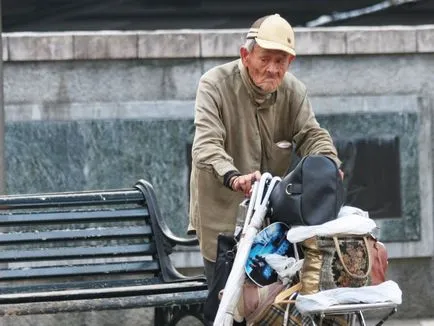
295,280,402,314
286,206,376,243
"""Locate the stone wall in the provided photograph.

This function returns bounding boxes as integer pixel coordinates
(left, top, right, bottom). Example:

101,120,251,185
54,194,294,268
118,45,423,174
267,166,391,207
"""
1,25,434,323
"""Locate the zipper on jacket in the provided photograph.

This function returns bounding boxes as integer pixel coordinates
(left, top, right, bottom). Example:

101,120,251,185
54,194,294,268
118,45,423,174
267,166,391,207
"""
255,106,266,170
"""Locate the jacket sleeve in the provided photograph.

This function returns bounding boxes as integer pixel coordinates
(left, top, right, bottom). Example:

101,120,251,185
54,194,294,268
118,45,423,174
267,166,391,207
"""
292,90,342,168
191,77,239,183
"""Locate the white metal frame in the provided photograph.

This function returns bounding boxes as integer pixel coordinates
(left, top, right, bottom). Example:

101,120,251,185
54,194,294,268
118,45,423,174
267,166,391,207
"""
303,301,398,326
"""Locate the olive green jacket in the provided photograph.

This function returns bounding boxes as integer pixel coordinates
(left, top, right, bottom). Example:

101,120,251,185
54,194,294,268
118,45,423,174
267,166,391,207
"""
189,59,340,261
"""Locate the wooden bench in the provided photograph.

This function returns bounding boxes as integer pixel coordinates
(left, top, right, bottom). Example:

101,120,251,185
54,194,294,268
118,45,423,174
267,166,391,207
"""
0,179,208,325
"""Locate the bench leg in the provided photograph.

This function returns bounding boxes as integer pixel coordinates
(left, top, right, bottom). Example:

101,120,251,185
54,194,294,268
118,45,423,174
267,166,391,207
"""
154,304,206,326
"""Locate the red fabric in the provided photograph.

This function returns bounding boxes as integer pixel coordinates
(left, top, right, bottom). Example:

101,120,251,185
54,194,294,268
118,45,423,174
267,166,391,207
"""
369,238,388,285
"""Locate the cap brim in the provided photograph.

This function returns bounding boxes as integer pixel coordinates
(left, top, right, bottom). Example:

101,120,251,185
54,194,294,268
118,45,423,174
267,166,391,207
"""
256,38,296,56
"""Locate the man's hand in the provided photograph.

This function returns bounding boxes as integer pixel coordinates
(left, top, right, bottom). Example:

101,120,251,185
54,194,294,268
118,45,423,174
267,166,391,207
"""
339,169,344,180
230,171,261,197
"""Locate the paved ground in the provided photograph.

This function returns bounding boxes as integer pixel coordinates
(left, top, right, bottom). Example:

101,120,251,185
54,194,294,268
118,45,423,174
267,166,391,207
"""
0,308,432,325
366,320,434,326
180,318,434,325
177,317,434,325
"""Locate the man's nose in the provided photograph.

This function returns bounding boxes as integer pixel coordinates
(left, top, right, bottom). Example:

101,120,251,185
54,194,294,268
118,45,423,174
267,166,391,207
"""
266,63,279,74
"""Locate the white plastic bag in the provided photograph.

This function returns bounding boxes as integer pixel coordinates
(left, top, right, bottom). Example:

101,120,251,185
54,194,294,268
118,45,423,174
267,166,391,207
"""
286,206,376,243
295,280,402,314
264,254,304,285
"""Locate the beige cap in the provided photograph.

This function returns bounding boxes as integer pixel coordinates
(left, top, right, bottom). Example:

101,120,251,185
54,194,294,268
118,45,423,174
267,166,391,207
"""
246,14,296,56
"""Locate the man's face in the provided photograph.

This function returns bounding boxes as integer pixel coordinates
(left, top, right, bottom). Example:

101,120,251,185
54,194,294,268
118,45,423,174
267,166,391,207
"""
241,44,294,93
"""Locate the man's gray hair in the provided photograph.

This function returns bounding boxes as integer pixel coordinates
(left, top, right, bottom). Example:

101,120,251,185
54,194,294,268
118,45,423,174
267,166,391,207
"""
243,38,256,52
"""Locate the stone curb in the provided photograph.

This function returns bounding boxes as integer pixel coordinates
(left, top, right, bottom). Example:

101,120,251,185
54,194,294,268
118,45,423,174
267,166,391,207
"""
2,25,434,61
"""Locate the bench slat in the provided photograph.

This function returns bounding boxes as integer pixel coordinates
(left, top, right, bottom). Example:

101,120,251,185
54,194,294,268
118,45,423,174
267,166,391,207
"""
0,290,209,316
0,243,156,262
0,276,164,294
0,261,160,280
0,189,145,209
0,226,152,244
0,281,207,303
0,208,149,225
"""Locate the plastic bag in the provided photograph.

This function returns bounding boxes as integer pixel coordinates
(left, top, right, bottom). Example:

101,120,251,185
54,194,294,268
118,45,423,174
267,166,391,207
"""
295,280,402,314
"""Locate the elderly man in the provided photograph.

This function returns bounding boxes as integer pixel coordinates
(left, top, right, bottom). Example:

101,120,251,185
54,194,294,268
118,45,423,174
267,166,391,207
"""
189,14,341,287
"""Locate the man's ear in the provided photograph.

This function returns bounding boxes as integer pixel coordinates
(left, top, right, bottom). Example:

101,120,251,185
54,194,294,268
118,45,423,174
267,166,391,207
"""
288,55,296,64
240,47,249,66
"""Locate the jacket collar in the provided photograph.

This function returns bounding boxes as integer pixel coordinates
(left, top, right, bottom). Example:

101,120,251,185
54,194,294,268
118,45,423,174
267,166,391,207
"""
238,60,276,109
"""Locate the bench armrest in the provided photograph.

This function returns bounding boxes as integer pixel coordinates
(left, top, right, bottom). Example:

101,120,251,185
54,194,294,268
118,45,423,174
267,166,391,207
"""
134,180,199,247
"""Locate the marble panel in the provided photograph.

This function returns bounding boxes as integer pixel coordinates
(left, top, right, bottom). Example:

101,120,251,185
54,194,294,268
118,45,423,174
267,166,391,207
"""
5,119,194,236
317,111,420,242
